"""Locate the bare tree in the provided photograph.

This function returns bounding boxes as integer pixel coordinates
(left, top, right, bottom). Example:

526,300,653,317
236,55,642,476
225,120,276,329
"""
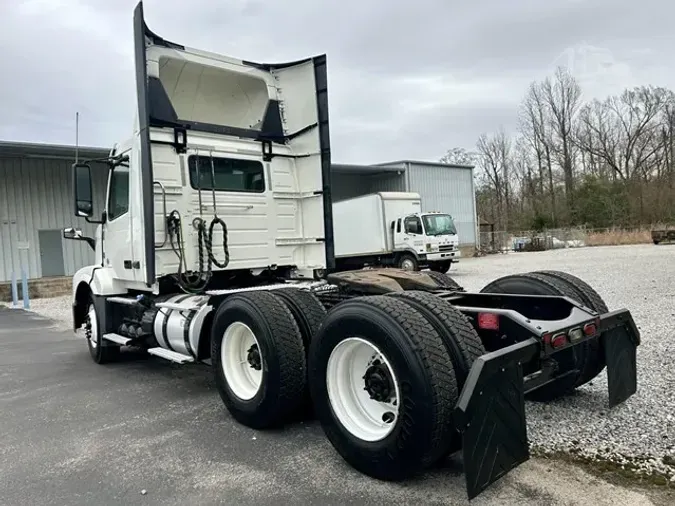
477,130,512,229
542,67,582,218
519,81,557,223
439,147,478,166
575,86,673,181
458,69,675,231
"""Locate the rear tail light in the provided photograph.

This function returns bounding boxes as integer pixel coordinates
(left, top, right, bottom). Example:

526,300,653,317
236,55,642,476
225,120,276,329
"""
583,322,597,337
551,333,568,349
477,313,499,331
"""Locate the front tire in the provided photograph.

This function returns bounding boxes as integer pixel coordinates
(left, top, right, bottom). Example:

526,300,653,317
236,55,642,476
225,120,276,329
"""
308,296,457,481
429,261,451,273
211,291,307,429
397,253,418,271
84,299,119,364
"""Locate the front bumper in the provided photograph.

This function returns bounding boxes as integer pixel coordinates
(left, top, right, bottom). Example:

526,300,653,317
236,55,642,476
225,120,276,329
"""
426,250,461,262
454,308,639,500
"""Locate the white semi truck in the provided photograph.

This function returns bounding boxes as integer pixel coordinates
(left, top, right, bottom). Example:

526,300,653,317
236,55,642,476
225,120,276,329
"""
61,2,640,500
333,192,460,273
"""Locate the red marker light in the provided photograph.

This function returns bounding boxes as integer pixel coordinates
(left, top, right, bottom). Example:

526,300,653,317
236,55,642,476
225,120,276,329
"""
477,313,499,331
551,333,568,349
583,323,597,337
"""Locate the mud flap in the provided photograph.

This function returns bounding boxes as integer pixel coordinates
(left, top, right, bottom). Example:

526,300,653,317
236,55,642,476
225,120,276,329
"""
600,310,639,408
454,339,539,500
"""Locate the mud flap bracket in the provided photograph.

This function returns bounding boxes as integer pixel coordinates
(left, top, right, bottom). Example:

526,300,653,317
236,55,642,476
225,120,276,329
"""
454,338,539,500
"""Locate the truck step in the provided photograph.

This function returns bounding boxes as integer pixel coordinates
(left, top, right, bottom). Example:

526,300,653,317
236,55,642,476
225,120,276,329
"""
102,333,132,345
154,302,201,312
147,347,194,364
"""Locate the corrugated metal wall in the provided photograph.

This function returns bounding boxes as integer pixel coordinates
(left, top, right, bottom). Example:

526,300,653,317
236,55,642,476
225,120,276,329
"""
405,162,477,246
0,156,108,281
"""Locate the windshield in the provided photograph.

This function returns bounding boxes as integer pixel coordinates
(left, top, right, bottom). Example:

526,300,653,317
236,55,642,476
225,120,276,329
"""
422,214,457,236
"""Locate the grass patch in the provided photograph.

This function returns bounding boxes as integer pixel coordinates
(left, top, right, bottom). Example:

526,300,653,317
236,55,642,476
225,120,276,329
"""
585,228,652,246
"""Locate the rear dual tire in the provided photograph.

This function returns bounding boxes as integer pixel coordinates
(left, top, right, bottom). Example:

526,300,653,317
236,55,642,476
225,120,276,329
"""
425,270,463,291
211,291,308,429
480,270,609,401
387,290,485,456
308,296,461,480
211,288,326,428
213,288,482,480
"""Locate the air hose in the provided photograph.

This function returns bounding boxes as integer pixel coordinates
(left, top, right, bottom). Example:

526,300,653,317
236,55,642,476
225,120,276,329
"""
167,211,230,294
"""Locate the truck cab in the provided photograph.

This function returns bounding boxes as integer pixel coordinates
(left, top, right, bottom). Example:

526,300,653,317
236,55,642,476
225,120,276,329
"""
392,211,460,272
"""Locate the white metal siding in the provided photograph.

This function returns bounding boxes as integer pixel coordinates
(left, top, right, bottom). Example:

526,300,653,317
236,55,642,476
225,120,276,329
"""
0,156,108,281
405,162,477,246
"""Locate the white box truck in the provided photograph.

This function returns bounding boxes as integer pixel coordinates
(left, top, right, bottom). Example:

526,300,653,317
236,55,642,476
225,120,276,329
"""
333,192,461,272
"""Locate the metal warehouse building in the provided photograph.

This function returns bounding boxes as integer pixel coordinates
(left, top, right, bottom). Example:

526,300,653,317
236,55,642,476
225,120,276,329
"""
332,160,477,248
0,141,477,284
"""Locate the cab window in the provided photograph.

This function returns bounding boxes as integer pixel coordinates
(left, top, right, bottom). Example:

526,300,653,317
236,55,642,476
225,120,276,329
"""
404,216,422,235
188,155,265,193
108,166,130,221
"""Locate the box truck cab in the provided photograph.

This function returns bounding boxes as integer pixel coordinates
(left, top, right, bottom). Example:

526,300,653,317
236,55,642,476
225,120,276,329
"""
333,192,460,272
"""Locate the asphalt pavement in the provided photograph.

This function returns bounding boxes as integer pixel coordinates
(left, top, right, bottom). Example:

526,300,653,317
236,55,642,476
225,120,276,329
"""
0,306,669,506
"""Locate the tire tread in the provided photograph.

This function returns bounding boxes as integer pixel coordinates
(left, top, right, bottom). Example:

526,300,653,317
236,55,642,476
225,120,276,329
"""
424,271,464,291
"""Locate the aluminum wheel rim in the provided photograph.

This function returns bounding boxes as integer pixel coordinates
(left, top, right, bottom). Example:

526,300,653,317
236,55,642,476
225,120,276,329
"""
221,322,263,401
326,337,400,442
401,258,415,270
87,304,98,349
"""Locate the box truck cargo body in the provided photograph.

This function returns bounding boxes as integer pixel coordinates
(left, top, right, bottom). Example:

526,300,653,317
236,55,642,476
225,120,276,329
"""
333,192,461,272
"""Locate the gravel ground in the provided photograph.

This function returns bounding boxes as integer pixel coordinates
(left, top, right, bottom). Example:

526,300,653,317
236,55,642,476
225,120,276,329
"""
6,243,675,484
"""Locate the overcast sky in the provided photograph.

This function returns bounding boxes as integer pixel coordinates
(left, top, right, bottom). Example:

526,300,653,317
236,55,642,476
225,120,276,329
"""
1,0,673,164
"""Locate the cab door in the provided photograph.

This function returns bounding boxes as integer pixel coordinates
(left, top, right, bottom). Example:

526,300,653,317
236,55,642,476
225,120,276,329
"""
102,149,138,282
403,215,425,253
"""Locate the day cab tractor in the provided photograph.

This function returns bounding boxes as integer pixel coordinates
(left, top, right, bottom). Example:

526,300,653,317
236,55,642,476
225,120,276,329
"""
63,2,640,500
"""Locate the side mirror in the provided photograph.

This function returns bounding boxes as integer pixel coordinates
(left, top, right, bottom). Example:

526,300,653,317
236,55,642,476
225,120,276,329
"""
63,227,83,239
63,226,95,251
72,162,93,217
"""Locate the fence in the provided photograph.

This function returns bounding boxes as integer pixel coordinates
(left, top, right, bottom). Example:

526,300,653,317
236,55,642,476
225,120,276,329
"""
478,226,653,255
